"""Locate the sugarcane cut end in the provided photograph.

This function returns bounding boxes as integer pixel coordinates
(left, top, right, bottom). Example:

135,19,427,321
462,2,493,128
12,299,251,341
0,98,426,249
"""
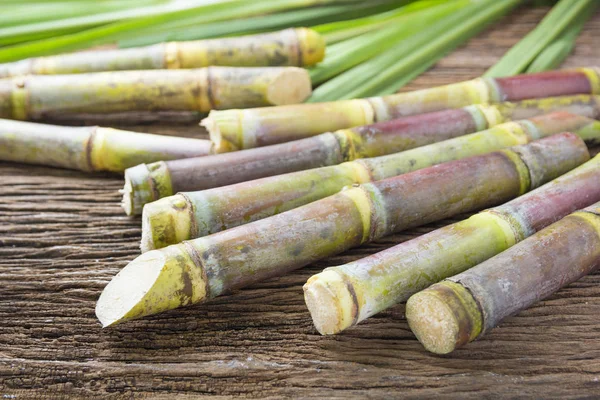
266,67,312,106
96,244,206,327
295,28,326,67
122,161,174,216
406,281,482,355
201,111,241,153
140,194,194,253
303,269,357,335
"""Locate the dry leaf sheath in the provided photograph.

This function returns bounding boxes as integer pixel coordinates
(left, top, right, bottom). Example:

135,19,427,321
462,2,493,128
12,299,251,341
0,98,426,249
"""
202,67,600,151
0,119,211,172
0,67,311,120
96,133,588,326
123,95,600,215
141,112,600,251
407,201,600,354
0,28,325,78
304,154,600,335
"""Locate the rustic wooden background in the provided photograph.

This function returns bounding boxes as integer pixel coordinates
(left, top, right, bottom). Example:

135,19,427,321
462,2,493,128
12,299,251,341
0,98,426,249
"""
2,6,600,399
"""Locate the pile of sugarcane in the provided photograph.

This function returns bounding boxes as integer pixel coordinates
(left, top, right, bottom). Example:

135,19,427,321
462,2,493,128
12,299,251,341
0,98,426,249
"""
1,0,600,355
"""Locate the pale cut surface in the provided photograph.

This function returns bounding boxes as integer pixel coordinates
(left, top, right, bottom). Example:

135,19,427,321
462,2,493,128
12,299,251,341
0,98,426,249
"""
95,251,165,327
406,290,460,355
267,69,312,106
303,271,354,335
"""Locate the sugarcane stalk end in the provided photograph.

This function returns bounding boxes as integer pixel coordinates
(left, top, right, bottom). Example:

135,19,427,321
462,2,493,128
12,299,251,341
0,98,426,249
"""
406,281,482,355
295,28,326,67
266,67,312,106
96,245,206,327
122,162,173,216
303,270,357,335
141,194,194,253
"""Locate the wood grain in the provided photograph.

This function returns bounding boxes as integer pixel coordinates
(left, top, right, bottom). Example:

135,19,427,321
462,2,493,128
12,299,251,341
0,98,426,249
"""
2,6,600,399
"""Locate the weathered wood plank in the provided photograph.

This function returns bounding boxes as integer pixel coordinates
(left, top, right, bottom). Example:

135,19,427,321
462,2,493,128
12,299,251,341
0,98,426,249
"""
1,6,600,398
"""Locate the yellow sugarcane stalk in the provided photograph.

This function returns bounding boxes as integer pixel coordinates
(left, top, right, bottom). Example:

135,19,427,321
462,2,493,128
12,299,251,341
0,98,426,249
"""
0,67,311,120
140,111,600,251
0,28,325,78
202,67,600,152
0,119,211,172
407,201,600,354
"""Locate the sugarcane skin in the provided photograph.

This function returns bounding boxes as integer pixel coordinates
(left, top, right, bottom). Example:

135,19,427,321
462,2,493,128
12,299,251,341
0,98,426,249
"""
142,161,373,251
309,151,599,335
203,68,600,151
0,28,325,78
123,96,600,217
0,67,311,120
126,104,499,215
142,113,600,250
100,136,587,326
205,98,375,152
410,205,600,354
0,119,212,172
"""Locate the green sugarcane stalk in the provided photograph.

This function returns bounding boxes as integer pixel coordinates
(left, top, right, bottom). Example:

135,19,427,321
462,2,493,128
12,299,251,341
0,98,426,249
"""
95,133,588,327
407,200,600,354
0,67,311,120
305,154,600,335
0,28,325,78
141,111,600,251
124,95,600,216
203,67,600,152
0,118,211,172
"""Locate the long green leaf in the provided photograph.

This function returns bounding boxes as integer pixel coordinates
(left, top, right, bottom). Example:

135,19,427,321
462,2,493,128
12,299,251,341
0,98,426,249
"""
526,2,597,73
309,0,521,102
0,0,360,61
484,0,594,77
118,1,402,47
309,0,468,85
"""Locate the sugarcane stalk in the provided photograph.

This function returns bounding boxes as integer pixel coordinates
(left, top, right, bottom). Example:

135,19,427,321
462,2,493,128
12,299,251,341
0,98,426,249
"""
96,133,589,327
0,66,311,120
0,118,211,172
0,28,325,78
141,112,600,251
202,67,600,152
407,200,600,354
124,94,600,215
304,153,600,335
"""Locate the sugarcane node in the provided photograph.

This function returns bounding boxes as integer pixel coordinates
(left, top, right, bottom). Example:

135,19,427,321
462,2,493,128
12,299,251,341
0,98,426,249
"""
141,194,194,253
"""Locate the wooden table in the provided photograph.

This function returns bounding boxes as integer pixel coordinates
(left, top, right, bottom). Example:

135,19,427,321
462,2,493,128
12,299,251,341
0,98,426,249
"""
2,6,600,399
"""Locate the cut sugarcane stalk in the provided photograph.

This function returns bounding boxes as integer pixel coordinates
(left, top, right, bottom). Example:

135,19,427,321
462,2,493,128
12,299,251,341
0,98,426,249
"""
202,67,600,151
0,28,325,78
304,154,600,335
123,95,600,215
0,66,311,120
407,201,600,354
0,119,211,172
141,112,600,250
96,133,589,326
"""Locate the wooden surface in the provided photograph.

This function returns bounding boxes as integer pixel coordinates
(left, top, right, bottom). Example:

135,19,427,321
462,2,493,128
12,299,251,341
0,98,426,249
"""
2,6,600,399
